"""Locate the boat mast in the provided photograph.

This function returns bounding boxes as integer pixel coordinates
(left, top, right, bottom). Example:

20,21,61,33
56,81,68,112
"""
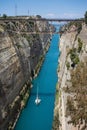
37,86,38,99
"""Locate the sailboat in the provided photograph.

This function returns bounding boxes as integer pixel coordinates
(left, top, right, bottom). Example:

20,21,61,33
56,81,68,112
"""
35,86,41,105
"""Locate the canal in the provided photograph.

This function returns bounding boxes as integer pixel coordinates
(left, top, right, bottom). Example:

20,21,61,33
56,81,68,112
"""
15,26,60,130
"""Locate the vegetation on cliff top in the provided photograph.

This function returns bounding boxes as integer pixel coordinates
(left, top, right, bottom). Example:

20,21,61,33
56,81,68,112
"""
84,11,87,25
60,11,87,36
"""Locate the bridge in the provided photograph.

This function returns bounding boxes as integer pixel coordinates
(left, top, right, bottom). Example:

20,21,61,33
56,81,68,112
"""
0,17,83,34
0,17,84,22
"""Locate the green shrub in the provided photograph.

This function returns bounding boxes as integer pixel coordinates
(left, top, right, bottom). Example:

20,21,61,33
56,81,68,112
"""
66,62,70,70
70,48,76,61
73,55,79,64
70,48,79,65
78,38,83,53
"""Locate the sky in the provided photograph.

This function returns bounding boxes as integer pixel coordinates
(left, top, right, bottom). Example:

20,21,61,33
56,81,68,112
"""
0,0,87,18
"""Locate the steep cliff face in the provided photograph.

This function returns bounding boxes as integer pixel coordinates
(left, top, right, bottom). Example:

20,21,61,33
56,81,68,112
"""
0,17,53,129
53,23,87,130
58,26,78,130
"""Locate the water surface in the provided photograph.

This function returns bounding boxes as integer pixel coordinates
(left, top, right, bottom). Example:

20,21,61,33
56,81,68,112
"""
15,30,60,130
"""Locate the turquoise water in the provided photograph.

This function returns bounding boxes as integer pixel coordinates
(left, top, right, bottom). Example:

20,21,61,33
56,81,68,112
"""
15,28,60,130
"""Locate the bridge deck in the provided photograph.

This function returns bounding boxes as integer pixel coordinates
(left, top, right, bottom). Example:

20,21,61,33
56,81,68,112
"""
0,18,84,22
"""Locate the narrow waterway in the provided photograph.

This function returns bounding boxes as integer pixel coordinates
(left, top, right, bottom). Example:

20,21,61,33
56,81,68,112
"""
15,26,60,130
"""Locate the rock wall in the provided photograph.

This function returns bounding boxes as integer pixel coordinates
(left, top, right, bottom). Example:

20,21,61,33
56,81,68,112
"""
58,28,77,130
53,23,87,130
0,17,53,129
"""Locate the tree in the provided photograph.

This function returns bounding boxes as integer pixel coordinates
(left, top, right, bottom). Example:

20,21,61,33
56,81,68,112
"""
36,15,41,18
2,14,7,18
84,11,87,25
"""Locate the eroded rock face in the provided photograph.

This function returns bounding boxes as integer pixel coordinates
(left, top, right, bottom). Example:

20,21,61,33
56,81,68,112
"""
53,23,87,130
0,17,53,129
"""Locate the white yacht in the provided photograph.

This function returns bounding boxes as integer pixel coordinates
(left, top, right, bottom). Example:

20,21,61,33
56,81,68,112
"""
35,86,41,105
